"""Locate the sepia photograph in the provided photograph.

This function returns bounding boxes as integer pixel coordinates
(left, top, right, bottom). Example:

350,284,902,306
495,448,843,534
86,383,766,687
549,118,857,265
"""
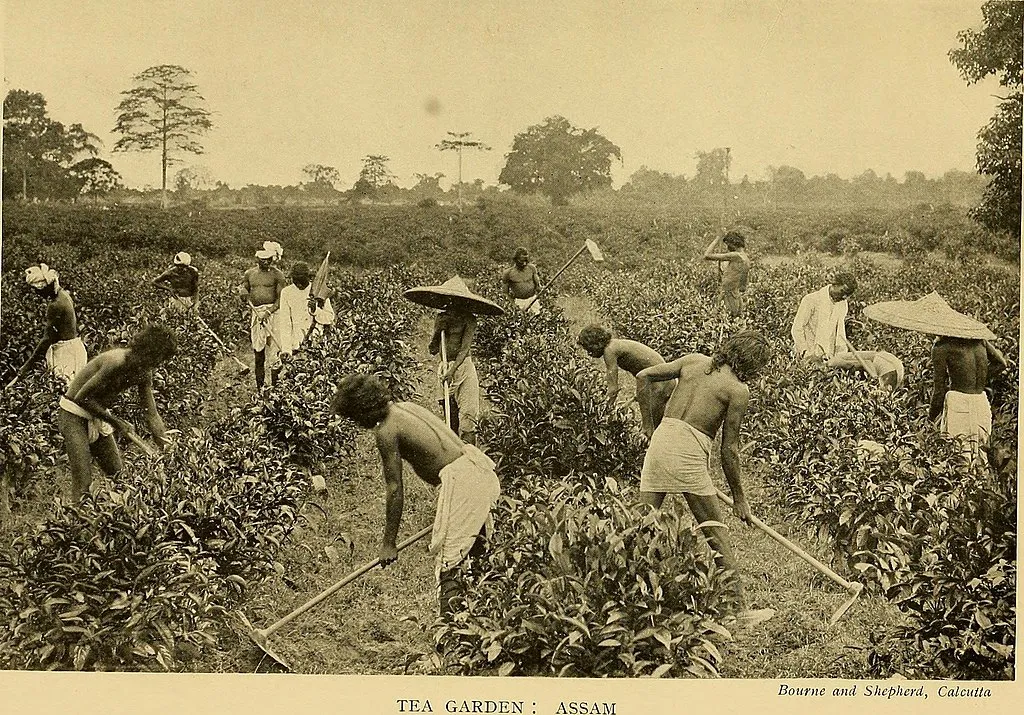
1,1,1020,713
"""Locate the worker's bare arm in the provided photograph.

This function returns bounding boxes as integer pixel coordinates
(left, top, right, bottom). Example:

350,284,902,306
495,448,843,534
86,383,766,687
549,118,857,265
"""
603,349,620,406
720,384,751,523
376,427,405,565
636,357,685,385
137,372,168,447
928,344,949,422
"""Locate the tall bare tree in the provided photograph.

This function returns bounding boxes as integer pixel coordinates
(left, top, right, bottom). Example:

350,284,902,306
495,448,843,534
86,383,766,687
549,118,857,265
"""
436,131,490,212
113,65,213,208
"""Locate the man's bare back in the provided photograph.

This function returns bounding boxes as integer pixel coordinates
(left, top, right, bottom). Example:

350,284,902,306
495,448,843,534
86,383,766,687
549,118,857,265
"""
376,402,466,486
606,339,664,376
65,350,145,407
659,354,747,439
48,291,78,341
244,266,286,307
934,338,987,394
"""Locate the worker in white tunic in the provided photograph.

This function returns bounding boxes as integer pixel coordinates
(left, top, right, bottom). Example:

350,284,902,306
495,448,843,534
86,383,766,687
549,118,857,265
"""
276,262,336,356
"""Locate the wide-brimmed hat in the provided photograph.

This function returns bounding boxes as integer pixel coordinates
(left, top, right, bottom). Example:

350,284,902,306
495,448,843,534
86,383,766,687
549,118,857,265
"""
863,291,996,340
403,276,505,316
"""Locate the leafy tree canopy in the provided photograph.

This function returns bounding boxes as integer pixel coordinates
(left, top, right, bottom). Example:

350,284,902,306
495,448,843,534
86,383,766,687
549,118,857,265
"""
498,115,621,205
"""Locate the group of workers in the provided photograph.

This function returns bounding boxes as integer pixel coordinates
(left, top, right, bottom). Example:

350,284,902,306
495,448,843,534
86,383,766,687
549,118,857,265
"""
6,229,1010,633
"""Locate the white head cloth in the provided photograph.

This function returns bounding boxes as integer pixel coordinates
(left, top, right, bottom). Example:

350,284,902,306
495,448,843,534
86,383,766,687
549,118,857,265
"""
173,251,192,266
25,263,59,290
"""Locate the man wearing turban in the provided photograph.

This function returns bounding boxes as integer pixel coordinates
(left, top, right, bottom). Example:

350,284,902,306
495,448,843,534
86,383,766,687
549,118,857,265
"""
239,242,287,388
153,251,200,312
10,264,88,387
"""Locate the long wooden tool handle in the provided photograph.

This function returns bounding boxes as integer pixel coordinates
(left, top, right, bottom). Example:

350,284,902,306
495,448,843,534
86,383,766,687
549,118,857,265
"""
123,427,159,458
262,525,433,638
524,243,588,311
715,490,854,591
196,315,250,370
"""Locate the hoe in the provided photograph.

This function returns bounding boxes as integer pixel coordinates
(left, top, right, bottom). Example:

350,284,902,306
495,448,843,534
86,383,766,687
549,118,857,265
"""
715,490,864,626
246,525,433,671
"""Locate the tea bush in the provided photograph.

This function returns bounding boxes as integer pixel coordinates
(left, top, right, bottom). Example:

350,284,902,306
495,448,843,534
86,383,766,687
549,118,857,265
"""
438,475,738,677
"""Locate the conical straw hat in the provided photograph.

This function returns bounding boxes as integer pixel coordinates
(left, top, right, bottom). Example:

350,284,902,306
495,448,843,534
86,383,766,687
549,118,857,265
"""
863,291,996,340
402,276,505,316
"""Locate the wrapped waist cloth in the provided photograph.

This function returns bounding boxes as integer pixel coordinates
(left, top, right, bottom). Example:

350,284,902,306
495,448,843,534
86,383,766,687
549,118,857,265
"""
59,396,115,443
430,444,501,579
940,390,991,460
45,337,87,385
514,296,541,314
640,417,717,496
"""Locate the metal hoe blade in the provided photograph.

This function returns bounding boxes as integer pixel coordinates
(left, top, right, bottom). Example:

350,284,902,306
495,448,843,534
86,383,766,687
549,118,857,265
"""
249,627,292,671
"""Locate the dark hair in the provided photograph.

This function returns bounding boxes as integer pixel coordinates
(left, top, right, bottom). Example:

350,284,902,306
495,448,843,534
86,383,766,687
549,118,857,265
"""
513,247,529,260
291,262,311,279
332,374,391,428
708,330,772,382
577,324,612,355
723,231,746,249
129,325,177,366
832,270,857,294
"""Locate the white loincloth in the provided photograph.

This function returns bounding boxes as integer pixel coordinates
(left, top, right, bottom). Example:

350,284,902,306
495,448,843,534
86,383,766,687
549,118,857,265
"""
436,358,480,432
430,444,501,579
514,296,542,315
45,338,88,385
940,390,991,464
59,397,115,443
640,418,717,496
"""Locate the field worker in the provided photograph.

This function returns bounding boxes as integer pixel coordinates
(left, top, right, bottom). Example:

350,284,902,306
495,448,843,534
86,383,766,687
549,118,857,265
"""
10,264,87,388
577,324,675,439
502,247,542,314
152,252,199,312
430,304,480,446
331,374,500,617
791,270,857,362
929,337,1008,465
240,244,287,388
702,231,750,320
635,330,775,625
58,325,176,501
276,262,336,357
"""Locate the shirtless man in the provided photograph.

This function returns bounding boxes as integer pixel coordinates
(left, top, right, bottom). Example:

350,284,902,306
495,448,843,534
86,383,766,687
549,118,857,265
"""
929,336,1008,465
240,246,287,388
10,264,87,388
577,324,675,439
153,251,200,312
635,330,773,619
57,325,176,500
502,247,542,314
331,374,500,616
429,309,480,445
702,231,750,320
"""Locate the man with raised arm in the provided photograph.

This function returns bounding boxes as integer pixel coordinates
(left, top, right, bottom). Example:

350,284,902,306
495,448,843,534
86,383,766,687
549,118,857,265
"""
929,337,1008,465
10,264,87,388
240,243,287,388
502,247,543,314
331,374,500,617
702,231,750,320
153,251,200,313
429,306,480,446
636,330,774,624
57,325,176,501
577,324,675,439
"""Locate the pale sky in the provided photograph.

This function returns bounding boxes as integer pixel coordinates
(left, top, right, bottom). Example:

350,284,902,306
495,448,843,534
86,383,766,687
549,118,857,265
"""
2,0,1001,190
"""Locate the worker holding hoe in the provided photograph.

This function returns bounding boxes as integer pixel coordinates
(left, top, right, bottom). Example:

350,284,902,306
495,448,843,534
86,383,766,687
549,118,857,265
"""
702,230,750,321
635,330,775,626
240,241,287,388
276,261,336,358
331,373,501,617
577,324,674,440
8,264,88,389
57,325,176,501
792,269,904,392
153,251,200,313
502,247,543,314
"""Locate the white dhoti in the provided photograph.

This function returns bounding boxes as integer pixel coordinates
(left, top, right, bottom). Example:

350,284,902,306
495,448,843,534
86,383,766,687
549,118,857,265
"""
250,305,281,367
436,358,480,433
940,390,992,464
430,445,501,579
514,296,542,315
640,418,717,496
59,397,115,443
166,295,196,313
45,338,88,385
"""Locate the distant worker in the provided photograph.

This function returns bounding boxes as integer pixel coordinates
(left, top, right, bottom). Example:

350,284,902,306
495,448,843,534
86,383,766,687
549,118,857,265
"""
9,264,87,388
792,270,904,392
577,324,674,439
635,331,775,625
430,304,480,446
153,251,200,312
702,231,750,319
58,325,176,500
240,242,287,388
331,374,500,617
277,261,336,357
502,247,543,314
